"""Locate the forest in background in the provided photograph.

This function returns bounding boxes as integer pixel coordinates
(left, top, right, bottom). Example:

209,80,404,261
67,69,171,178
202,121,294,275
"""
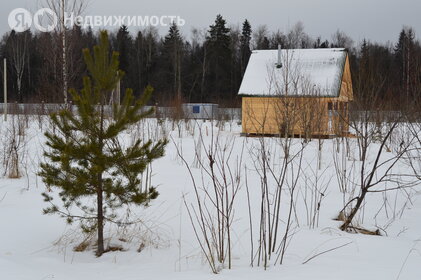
0,15,420,109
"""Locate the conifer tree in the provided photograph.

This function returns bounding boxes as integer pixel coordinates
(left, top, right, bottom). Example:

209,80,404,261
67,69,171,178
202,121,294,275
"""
162,22,184,100
39,31,167,256
360,39,370,76
395,27,415,103
116,25,133,90
206,14,232,100
240,19,252,75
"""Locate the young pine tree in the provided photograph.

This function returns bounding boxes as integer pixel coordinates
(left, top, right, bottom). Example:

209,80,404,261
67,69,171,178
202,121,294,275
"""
39,31,167,257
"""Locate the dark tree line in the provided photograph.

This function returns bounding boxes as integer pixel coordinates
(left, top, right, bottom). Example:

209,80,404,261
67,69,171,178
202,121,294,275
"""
0,15,420,108
350,27,421,109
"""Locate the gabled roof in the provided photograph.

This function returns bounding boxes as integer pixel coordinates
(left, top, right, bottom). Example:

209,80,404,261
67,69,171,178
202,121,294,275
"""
238,48,347,97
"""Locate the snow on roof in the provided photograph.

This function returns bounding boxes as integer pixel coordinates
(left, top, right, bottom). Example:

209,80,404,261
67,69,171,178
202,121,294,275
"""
238,48,347,97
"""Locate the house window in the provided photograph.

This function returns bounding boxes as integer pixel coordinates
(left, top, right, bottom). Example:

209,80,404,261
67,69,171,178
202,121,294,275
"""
193,105,200,114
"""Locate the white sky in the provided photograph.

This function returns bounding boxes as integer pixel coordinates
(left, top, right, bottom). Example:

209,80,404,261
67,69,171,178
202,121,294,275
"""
2,0,421,44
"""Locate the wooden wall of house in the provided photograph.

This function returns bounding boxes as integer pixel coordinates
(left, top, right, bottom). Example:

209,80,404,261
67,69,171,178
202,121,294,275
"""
242,96,328,136
242,97,350,136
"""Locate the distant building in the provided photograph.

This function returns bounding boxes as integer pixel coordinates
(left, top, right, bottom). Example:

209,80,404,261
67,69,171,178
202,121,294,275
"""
239,48,353,137
182,103,219,119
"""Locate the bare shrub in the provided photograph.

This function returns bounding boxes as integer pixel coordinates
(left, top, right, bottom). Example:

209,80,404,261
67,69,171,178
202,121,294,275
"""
335,74,418,232
300,157,332,229
247,133,306,268
173,124,244,273
1,113,27,178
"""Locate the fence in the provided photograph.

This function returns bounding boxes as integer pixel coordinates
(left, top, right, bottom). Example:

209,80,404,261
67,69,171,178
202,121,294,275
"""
0,103,242,121
0,103,413,124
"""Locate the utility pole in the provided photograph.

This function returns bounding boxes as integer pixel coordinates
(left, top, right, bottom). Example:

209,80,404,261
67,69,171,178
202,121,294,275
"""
61,0,68,106
3,58,7,121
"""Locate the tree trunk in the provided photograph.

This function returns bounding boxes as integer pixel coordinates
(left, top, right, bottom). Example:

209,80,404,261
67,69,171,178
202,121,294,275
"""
201,47,207,102
177,51,182,101
96,174,104,256
340,189,367,231
96,95,105,256
61,0,68,106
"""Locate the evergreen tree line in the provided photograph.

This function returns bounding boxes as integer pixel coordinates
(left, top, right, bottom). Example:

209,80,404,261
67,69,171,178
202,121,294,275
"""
0,15,420,108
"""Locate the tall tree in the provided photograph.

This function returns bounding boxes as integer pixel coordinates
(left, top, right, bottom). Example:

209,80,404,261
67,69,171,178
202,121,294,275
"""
229,26,241,100
359,39,370,76
330,29,354,49
240,19,252,76
40,0,87,105
40,31,167,256
133,31,145,96
253,25,270,49
184,28,207,102
286,22,312,48
137,27,160,102
162,22,184,100
206,14,232,101
395,27,415,103
269,30,287,49
66,25,88,92
313,36,329,48
5,30,31,102
116,25,134,91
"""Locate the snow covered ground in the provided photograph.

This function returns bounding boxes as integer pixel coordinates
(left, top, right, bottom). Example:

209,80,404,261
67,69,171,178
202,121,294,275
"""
0,116,420,280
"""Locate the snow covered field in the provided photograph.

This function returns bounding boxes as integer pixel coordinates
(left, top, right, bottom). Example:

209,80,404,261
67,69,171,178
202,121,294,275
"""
0,116,420,280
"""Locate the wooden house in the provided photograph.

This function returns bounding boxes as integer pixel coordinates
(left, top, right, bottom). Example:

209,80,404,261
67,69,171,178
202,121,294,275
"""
239,48,353,137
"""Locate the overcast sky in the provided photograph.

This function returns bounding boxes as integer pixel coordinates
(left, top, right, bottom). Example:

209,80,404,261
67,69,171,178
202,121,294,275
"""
2,0,421,45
